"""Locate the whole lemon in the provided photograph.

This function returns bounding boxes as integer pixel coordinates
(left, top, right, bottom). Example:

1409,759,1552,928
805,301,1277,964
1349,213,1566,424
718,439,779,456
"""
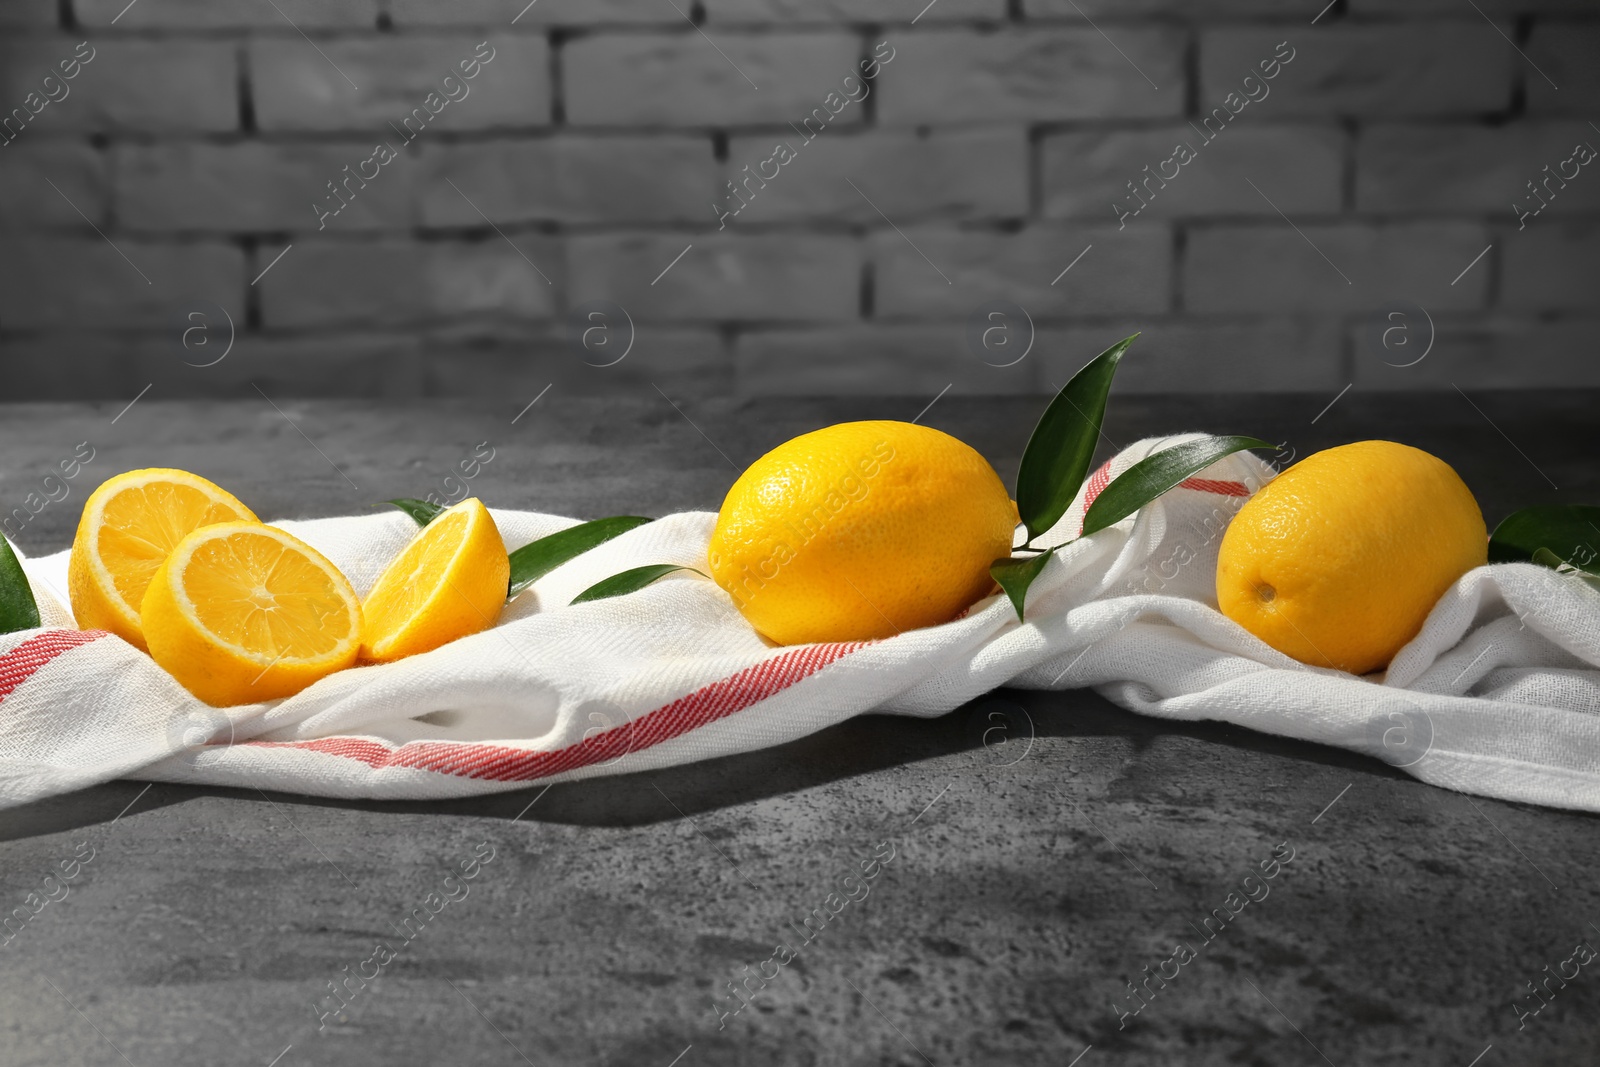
707,421,1017,645
1216,440,1487,675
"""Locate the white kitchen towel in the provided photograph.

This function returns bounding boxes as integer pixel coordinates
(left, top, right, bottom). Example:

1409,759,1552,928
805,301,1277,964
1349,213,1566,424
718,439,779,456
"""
2,435,1597,813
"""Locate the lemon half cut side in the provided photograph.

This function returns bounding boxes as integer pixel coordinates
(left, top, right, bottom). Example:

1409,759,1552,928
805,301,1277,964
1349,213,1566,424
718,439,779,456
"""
141,522,362,706
360,497,509,664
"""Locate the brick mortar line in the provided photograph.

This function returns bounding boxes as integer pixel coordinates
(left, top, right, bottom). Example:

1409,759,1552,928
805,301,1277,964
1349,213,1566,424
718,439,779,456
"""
546,28,565,127
34,214,1599,237
7,313,1593,337
1339,117,1358,214
16,117,1594,148
1171,223,1187,314
11,13,1595,38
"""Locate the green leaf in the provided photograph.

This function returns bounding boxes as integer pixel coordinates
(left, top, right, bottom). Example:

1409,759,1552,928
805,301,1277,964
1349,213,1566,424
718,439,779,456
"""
990,551,1054,623
1489,505,1600,568
571,564,705,605
508,516,654,599
384,498,446,526
1081,435,1275,537
1015,334,1138,543
1530,547,1563,568
0,537,41,635
1530,547,1600,591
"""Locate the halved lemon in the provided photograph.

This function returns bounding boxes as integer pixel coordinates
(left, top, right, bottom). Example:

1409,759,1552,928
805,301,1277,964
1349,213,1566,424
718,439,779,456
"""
69,468,258,650
141,522,362,706
361,497,509,663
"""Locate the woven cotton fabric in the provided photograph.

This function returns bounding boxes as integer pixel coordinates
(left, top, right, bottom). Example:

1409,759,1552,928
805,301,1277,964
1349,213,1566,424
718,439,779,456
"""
3,436,1597,812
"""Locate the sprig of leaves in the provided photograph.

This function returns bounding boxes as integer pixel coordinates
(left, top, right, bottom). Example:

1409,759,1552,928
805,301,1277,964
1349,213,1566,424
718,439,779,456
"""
1488,505,1600,567
508,516,653,598
0,536,41,635
989,335,1273,623
1015,334,1135,542
991,552,1053,622
385,500,654,602
571,564,707,605
1490,505,1600,590
1080,434,1275,537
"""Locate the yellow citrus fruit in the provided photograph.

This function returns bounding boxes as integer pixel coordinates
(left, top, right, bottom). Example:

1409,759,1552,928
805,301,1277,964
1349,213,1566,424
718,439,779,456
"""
1216,440,1487,675
360,498,509,663
141,522,362,706
707,420,1017,645
69,468,258,651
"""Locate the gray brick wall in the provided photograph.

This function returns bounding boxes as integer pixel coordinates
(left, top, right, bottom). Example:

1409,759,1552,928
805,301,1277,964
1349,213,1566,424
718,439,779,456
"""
0,0,1596,400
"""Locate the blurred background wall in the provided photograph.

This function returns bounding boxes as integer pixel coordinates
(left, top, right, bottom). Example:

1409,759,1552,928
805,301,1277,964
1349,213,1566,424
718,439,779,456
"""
0,0,1596,403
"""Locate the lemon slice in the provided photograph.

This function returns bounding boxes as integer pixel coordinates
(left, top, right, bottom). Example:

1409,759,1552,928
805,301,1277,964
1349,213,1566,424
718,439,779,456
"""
141,522,362,706
69,468,258,650
361,498,509,663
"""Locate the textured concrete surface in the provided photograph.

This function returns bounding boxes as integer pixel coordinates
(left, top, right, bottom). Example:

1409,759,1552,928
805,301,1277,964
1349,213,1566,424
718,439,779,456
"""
0,391,1598,1067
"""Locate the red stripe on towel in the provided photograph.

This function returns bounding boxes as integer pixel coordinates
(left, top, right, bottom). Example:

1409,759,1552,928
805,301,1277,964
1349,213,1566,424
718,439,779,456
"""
1177,477,1251,497
1081,460,1115,514
0,629,108,704
243,640,870,782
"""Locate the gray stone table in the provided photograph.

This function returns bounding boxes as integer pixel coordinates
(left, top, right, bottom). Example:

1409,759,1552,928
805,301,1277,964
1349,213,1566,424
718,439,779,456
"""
1,391,1597,1067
